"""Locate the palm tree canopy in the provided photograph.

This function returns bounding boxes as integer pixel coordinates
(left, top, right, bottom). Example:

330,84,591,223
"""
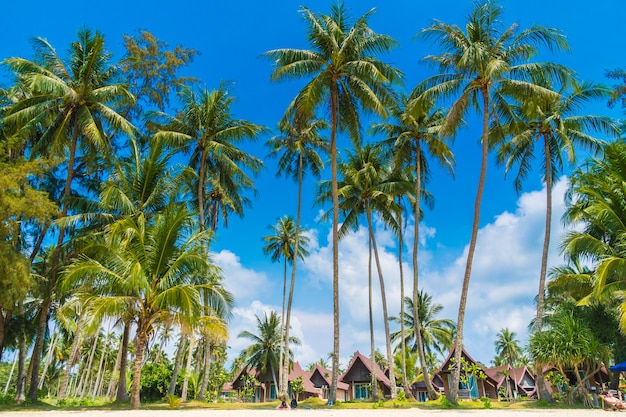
262,216,310,265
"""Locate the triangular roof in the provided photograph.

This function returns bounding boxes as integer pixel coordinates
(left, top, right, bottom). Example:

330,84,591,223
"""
340,351,390,388
438,347,498,388
287,361,318,395
310,364,349,391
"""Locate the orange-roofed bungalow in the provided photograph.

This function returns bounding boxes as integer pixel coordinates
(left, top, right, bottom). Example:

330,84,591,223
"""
340,351,393,400
438,347,498,400
310,364,349,401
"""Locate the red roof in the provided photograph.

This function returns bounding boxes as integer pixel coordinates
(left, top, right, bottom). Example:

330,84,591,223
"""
341,351,391,388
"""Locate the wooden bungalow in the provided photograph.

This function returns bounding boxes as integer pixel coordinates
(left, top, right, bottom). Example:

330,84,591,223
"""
411,373,445,402
437,347,499,400
340,351,392,400
484,365,537,399
287,361,319,401
310,364,350,401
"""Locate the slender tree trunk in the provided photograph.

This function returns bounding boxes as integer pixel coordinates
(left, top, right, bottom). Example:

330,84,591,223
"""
116,321,131,402
29,128,80,402
38,331,58,390
181,336,195,402
79,331,100,399
329,83,340,405
397,205,413,399
130,323,148,409
282,152,304,400
534,135,554,402
91,331,109,401
59,311,87,399
366,208,397,399
107,333,123,400
197,337,211,400
169,334,187,395
412,145,438,400
0,309,11,361
14,302,26,403
278,258,287,396
449,91,490,404
4,352,17,395
368,237,379,400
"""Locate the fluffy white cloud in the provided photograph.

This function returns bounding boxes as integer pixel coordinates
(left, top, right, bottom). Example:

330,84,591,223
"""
220,177,572,369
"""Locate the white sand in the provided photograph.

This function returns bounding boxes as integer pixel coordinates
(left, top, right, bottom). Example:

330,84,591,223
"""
0,409,610,417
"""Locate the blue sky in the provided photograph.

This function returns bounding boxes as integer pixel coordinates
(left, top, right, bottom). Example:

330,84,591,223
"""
3,1,625,369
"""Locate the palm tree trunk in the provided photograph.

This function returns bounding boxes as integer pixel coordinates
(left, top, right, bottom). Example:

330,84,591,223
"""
366,208,397,399
79,331,100,399
29,129,79,402
278,258,287,396
197,337,211,400
116,320,131,402
38,330,58,390
368,236,379,400
534,135,554,402
130,322,148,409
397,206,412,399
329,82,340,405
282,153,303,399
413,145,438,400
449,91,489,404
181,336,195,402
91,331,110,401
13,302,26,403
59,311,87,399
4,352,17,395
169,334,187,395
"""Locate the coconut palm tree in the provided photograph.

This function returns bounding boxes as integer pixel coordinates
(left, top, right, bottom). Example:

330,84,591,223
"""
153,82,264,234
415,0,569,402
62,204,231,409
319,143,410,399
267,112,327,396
3,29,135,400
262,216,310,395
390,292,455,359
497,77,616,335
373,95,453,399
265,5,401,401
494,328,522,400
238,311,301,398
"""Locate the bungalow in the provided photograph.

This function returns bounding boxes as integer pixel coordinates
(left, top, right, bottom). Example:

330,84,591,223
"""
411,373,445,402
484,365,537,399
437,347,499,400
287,361,320,401
340,351,393,400
309,364,350,401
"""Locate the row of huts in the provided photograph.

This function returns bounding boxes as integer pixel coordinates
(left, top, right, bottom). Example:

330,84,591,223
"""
223,347,609,403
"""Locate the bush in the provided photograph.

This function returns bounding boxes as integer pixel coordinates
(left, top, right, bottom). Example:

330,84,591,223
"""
0,394,13,406
140,362,172,402
396,390,406,402
480,396,491,409
440,396,455,409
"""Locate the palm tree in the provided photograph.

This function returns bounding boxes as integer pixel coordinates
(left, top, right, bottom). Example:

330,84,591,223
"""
415,0,569,402
153,82,264,234
265,4,401,401
262,216,309,395
373,95,453,399
497,77,616,334
390,292,455,359
62,204,232,409
319,143,410,399
267,112,327,397
238,311,301,398
494,328,522,400
3,29,135,400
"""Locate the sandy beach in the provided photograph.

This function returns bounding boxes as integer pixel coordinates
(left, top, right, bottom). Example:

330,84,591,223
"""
0,409,609,417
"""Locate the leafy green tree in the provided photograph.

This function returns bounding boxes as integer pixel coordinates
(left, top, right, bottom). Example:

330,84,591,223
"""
3,29,135,400
265,4,401,401
62,204,230,409
238,311,301,395
390,292,455,360
415,0,569,402
262,216,309,395
373,95,453,399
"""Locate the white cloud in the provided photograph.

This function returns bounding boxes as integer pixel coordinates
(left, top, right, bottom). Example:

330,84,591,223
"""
213,249,271,302
220,177,572,370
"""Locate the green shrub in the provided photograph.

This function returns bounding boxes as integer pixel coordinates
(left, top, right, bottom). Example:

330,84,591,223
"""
440,396,455,409
537,398,549,407
0,394,13,406
396,390,406,402
165,394,181,409
480,396,491,409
